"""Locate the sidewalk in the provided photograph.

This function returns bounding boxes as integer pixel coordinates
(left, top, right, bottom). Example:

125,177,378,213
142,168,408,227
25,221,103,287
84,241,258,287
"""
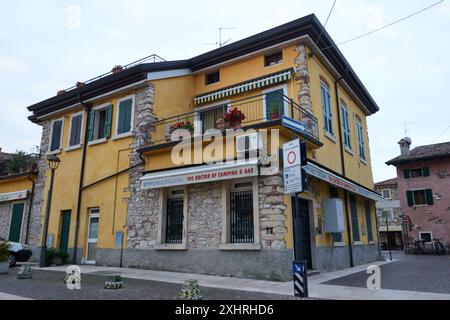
34,258,450,300
0,292,31,300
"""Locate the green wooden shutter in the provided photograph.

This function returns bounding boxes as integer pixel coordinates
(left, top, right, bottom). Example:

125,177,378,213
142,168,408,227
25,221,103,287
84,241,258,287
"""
406,191,414,207
87,110,96,142
426,189,434,205
103,105,113,138
422,167,430,177
365,200,373,242
50,120,62,151
8,203,24,242
404,169,410,179
117,101,126,134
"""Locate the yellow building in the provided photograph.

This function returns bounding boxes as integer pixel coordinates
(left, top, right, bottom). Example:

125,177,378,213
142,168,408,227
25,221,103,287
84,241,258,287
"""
26,14,382,279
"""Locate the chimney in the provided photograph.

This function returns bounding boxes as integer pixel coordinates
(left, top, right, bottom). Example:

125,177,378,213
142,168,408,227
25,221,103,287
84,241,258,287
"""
398,137,412,156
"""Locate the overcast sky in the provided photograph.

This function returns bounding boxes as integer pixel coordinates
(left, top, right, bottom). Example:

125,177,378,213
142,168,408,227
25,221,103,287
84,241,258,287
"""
1,0,449,182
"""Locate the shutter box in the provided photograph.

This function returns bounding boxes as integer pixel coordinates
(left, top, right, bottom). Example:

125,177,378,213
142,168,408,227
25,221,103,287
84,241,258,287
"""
323,198,345,233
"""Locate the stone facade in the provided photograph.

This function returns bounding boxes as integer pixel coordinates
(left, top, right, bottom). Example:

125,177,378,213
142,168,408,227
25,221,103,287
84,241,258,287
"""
0,201,12,239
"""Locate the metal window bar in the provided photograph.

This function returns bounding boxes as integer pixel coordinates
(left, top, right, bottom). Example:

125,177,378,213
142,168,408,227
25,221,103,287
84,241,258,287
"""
165,197,184,244
230,190,254,243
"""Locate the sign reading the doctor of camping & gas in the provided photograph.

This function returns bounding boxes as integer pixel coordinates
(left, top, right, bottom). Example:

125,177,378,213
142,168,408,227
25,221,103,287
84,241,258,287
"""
283,139,303,194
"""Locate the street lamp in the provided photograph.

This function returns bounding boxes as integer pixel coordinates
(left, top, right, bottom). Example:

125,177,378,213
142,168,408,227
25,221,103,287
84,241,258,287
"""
39,155,61,268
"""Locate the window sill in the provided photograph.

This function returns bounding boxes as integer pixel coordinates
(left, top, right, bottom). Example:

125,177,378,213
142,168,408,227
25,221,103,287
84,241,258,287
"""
112,132,134,141
88,138,108,146
344,145,354,156
154,243,187,251
333,242,346,247
219,243,261,251
360,158,368,165
324,131,336,143
65,144,82,152
46,149,61,156
413,204,430,208
353,241,363,246
264,61,283,68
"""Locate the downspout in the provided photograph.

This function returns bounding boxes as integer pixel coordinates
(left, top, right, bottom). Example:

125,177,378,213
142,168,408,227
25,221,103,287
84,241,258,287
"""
72,94,92,264
334,75,354,267
25,171,35,244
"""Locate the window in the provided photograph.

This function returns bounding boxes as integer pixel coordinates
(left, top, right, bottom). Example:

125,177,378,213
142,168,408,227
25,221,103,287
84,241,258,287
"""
265,88,285,120
165,189,184,244
419,232,432,243
87,104,113,142
329,186,342,242
264,51,283,66
383,208,394,221
340,104,351,149
404,167,430,179
68,113,83,147
116,96,134,135
205,71,220,85
199,105,226,132
406,189,433,206
349,194,360,242
320,83,333,136
230,182,254,243
355,117,366,161
49,118,64,152
365,200,374,242
381,189,391,199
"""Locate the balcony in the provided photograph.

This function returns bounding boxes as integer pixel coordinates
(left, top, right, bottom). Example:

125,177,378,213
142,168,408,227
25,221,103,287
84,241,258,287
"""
145,92,319,148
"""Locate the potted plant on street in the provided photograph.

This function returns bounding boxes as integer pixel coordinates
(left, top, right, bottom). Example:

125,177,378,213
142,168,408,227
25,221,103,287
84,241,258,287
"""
224,107,245,129
0,241,10,274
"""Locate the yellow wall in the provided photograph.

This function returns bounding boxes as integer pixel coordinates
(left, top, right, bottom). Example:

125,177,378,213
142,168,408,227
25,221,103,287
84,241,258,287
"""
0,175,34,194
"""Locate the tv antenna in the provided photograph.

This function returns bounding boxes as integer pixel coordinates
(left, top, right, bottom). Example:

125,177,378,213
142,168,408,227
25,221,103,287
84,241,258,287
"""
403,121,419,137
205,27,237,47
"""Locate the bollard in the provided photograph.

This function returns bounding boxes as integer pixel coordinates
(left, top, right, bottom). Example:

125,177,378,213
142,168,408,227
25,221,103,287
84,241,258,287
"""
293,261,308,298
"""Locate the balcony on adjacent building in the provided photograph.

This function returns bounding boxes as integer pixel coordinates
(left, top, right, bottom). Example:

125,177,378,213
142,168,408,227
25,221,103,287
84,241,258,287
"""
143,92,320,149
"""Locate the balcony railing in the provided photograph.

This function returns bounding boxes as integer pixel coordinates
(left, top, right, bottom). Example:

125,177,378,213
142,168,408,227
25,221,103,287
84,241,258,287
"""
147,92,319,145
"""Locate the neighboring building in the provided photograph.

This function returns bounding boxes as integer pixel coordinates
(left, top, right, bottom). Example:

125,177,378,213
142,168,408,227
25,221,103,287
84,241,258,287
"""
0,172,37,244
0,148,12,176
386,138,450,246
25,14,382,280
374,178,403,250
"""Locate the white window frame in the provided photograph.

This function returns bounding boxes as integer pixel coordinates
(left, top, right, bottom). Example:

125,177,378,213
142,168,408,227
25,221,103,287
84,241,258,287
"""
419,231,433,243
113,94,135,139
355,117,366,162
66,111,84,150
381,189,391,200
384,208,394,221
193,99,231,136
85,208,99,265
320,82,334,137
340,103,352,150
48,117,65,154
156,187,188,250
262,84,288,121
220,177,261,250
410,188,429,207
88,102,111,145
7,201,26,243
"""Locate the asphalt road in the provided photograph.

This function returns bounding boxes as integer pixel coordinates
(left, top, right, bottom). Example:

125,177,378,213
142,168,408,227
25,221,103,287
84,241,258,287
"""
323,251,450,294
0,269,299,300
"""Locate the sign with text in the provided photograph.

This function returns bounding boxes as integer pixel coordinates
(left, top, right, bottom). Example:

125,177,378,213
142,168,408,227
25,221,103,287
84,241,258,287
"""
283,139,303,194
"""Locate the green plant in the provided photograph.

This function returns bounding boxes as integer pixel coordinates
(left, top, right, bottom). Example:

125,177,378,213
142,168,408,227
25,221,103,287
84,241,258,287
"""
46,249,69,265
169,121,194,133
0,242,9,262
5,150,38,175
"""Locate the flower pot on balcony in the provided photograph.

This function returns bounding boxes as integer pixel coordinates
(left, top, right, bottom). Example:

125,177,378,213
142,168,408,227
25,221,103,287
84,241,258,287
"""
227,122,241,129
215,119,225,131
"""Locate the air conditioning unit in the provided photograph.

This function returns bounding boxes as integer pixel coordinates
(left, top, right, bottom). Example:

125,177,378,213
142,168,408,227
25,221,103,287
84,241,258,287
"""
236,133,260,153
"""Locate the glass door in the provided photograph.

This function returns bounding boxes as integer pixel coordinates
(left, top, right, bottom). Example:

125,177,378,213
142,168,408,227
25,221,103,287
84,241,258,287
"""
85,209,99,264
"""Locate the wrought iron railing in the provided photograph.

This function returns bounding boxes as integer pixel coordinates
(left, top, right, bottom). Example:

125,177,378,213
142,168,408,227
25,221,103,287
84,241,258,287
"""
147,92,319,145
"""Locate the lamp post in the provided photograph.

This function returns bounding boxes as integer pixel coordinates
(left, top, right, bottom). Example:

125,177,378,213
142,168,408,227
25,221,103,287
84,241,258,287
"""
39,155,61,268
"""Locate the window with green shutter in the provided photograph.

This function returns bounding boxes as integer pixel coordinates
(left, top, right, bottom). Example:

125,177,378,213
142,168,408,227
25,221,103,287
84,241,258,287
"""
406,191,414,206
425,189,434,205
49,119,63,151
88,105,112,141
117,98,133,135
404,169,411,179
69,113,83,146
422,167,430,177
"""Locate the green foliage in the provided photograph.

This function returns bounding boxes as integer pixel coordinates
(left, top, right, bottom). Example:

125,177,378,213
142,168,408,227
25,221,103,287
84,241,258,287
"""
46,248,69,265
0,242,9,262
5,150,38,175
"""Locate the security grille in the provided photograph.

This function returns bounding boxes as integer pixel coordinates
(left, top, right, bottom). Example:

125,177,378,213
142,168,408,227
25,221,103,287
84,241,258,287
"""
166,197,184,244
230,190,254,243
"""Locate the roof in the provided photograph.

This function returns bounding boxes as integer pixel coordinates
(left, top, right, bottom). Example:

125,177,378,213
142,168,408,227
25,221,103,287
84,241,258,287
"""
374,177,398,187
0,171,37,182
27,14,379,123
386,141,450,165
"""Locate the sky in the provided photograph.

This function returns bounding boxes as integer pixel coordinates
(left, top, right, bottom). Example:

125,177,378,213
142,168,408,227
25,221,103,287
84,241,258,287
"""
0,0,449,182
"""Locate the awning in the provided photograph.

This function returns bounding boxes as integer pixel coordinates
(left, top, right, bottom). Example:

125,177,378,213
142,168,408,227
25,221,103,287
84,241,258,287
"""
194,69,293,105
0,189,28,202
141,159,259,189
303,163,383,201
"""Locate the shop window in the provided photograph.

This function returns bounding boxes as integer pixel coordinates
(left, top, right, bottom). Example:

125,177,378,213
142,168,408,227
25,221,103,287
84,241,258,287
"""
165,189,184,244
205,71,220,85
329,186,342,242
230,182,254,243
264,51,283,66
87,104,113,142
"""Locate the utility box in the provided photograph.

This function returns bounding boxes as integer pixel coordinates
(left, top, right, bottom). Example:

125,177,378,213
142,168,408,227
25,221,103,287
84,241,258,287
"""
323,198,345,233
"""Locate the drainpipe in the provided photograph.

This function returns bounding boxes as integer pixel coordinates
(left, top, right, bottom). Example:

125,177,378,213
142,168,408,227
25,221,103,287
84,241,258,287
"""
72,94,92,264
334,75,354,267
24,171,36,244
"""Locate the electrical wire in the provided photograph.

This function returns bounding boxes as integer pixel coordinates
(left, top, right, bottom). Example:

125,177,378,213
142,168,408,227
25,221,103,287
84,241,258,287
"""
313,0,338,53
